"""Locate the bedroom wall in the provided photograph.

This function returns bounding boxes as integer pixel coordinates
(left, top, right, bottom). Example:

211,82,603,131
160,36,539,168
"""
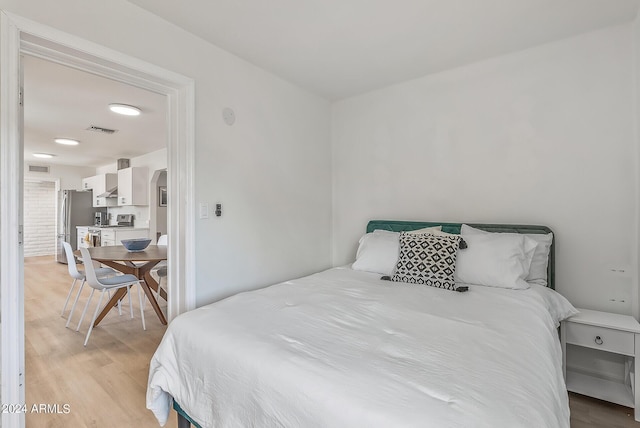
0,0,332,304
332,24,638,317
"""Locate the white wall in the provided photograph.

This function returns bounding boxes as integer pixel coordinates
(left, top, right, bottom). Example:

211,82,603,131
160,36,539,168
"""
23,180,56,257
1,0,332,305
156,171,167,238
332,24,638,316
24,163,95,190
23,163,96,257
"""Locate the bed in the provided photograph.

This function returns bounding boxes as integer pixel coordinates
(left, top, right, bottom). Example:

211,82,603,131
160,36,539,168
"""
147,220,576,427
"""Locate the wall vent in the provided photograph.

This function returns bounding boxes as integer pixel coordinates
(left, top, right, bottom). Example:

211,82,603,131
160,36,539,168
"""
28,165,50,173
86,125,117,134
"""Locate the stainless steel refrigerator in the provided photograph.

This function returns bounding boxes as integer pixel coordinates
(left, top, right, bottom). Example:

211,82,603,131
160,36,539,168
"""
56,190,95,264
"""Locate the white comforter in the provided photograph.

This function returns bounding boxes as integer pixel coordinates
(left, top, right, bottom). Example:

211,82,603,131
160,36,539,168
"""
147,267,572,428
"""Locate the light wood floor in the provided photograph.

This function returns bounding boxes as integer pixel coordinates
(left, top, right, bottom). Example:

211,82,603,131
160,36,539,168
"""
24,255,177,428
22,255,640,428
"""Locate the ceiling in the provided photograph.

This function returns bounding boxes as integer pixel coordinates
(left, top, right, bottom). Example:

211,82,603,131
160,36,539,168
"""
23,55,167,168
127,0,640,100
23,1,640,168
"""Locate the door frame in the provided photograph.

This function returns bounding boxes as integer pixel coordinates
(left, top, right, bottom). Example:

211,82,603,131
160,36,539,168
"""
0,11,196,428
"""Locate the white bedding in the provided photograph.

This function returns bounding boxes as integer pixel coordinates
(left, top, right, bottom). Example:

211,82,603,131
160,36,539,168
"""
147,267,572,428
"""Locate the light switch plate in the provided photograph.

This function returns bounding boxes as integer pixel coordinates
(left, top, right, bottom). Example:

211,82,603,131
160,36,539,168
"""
199,203,209,219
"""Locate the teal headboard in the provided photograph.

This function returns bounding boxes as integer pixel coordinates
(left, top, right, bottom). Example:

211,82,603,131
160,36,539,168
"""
366,220,555,290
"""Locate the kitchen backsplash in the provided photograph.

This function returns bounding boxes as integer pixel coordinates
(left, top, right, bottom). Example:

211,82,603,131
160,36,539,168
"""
106,205,149,227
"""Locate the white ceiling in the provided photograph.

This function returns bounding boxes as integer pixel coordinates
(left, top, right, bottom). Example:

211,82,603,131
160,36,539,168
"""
22,1,640,168
128,0,640,100
23,55,167,168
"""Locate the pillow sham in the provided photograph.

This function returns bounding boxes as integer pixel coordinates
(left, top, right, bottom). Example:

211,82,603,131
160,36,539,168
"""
461,224,553,286
454,233,537,289
352,230,400,276
407,226,456,237
405,225,443,234
391,232,461,290
352,228,443,275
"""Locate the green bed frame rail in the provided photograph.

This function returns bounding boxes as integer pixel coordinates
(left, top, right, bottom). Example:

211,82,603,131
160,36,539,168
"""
366,220,555,290
173,400,202,428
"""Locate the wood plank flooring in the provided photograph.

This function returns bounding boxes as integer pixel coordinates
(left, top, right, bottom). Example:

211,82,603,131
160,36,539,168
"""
24,255,177,428
569,393,640,428
22,255,640,427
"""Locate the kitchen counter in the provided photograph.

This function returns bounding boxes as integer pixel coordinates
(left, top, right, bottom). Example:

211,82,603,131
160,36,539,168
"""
76,226,150,247
76,226,149,230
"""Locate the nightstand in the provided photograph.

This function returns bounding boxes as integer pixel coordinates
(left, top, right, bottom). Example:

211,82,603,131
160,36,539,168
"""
561,308,640,421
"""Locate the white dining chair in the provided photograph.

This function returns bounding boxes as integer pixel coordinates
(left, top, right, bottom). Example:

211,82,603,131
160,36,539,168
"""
61,241,118,328
78,247,146,347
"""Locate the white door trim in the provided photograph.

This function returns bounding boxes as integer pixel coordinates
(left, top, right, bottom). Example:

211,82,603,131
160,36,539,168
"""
0,11,196,428
1,11,26,428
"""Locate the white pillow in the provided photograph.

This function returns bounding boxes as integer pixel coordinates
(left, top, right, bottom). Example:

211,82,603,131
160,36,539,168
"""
405,225,442,233
454,233,537,289
461,224,553,286
352,230,400,275
352,227,446,275
406,226,451,236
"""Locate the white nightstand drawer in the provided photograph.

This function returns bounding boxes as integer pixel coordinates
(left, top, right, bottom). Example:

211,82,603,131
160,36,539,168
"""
565,322,634,356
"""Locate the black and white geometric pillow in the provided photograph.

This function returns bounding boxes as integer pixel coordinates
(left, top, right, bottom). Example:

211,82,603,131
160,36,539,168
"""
391,232,461,290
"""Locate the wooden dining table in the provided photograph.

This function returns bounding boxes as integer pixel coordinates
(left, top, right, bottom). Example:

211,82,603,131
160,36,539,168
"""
75,245,168,327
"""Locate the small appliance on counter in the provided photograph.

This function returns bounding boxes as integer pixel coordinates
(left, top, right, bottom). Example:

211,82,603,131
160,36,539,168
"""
116,214,134,227
94,211,108,226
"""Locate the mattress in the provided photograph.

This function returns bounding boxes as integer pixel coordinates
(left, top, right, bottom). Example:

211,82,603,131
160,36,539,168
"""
147,267,571,427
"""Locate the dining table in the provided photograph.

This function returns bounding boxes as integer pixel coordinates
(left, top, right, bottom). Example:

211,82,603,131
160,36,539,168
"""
75,245,167,327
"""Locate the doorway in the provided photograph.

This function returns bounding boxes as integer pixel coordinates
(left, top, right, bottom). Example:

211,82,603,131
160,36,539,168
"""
21,52,173,426
150,169,168,242
1,12,196,428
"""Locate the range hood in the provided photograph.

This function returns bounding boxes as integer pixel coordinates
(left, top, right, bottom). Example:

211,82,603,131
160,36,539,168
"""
96,159,128,198
97,186,118,198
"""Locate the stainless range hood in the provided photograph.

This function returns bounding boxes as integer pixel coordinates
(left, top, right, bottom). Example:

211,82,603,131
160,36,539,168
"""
97,186,118,198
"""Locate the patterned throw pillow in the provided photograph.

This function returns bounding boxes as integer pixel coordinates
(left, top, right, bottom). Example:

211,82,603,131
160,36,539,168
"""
391,232,461,290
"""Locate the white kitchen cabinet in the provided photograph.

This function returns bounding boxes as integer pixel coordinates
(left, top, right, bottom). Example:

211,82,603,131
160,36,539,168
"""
77,226,89,249
117,167,148,206
100,228,149,246
81,173,117,207
81,176,97,191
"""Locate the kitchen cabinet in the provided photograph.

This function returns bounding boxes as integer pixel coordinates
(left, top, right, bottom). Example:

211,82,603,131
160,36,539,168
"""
81,176,97,191
77,226,89,249
81,173,117,207
117,167,148,206
100,228,149,247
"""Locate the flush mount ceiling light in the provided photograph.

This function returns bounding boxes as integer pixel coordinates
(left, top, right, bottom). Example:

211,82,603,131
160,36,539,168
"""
33,153,55,159
108,103,141,116
54,138,80,146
